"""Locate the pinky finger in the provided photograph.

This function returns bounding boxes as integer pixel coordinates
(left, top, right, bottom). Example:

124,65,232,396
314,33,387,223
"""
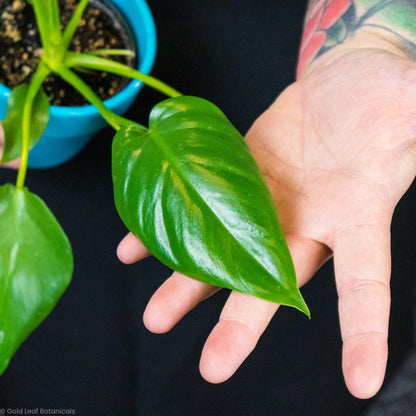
334,221,392,399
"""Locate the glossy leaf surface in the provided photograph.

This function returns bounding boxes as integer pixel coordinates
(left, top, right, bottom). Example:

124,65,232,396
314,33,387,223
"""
0,184,72,374
112,96,309,316
2,85,49,163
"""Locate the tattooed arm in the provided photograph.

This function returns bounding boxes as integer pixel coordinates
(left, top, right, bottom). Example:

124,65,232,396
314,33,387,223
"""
298,0,416,78
276,0,416,399
117,1,416,401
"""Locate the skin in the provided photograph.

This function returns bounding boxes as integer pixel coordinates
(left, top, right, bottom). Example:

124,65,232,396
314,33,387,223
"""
0,127,20,170
2,0,416,401
117,3,416,400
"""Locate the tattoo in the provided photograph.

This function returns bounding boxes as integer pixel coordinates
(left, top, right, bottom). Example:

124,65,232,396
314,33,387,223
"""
297,0,416,78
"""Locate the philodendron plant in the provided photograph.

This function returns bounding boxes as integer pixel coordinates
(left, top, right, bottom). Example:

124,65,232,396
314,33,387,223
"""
0,0,309,374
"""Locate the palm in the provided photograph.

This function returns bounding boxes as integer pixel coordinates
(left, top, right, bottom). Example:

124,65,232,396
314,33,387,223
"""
248,49,416,241
118,49,416,399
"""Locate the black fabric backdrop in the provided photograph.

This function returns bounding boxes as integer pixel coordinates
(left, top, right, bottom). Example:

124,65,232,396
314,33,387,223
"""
0,1,415,415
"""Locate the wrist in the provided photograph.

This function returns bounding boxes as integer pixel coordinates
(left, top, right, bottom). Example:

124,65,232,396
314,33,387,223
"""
301,26,410,79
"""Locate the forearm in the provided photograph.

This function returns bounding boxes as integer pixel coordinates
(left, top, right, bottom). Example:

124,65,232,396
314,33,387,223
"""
297,0,416,78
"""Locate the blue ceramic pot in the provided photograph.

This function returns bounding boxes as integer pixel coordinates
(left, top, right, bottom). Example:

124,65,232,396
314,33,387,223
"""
0,0,157,168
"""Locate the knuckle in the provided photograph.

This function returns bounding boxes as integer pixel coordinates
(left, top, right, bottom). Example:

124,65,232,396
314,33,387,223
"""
338,278,390,299
343,329,387,345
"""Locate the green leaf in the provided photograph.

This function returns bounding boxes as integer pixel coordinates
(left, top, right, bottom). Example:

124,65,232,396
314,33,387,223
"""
0,184,73,374
2,85,49,163
112,96,309,316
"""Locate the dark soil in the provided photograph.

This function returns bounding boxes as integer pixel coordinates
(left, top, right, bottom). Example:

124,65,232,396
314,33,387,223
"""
0,0,137,106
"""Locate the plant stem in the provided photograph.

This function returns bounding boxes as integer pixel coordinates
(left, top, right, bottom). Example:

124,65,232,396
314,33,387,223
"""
31,0,62,62
31,0,53,50
16,62,51,189
87,49,134,57
65,52,182,98
56,65,134,131
62,0,89,51
48,0,62,45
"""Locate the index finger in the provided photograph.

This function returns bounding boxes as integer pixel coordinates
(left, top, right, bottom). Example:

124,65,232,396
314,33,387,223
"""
117,232,151,264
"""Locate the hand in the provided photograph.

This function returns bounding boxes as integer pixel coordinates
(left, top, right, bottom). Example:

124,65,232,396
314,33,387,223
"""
0,123,20,169
117,47,416,399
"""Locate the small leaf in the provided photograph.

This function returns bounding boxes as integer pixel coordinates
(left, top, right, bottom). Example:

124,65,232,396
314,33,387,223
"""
2,85,49,163
0,184,73,374
112,96,309,316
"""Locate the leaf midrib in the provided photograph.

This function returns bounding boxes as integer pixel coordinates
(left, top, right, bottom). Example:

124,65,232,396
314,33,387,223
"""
148,127,285,291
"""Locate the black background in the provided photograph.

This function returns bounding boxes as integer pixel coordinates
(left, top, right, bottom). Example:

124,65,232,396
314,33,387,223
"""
0,1,415,415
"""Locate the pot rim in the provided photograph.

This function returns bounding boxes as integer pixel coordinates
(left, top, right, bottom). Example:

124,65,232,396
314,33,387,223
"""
0,0,157,118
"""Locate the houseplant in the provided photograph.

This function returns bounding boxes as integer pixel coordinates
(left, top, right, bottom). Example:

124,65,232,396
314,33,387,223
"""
0,0,309,375
0,0,157,167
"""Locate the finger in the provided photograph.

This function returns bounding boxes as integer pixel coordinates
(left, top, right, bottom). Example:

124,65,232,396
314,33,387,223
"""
1,159,20,169
199,234,330,384
117,232,151,264
333,221,391,399
0,128,20,170
143,272,219,333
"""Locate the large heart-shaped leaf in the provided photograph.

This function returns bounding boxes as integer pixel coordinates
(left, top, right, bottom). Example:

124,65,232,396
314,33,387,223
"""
0,184,72,374
112,96,309,316
1,84,49,163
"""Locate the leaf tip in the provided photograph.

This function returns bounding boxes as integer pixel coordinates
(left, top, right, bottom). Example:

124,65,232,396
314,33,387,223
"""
290,290,311,319
0,356,10,377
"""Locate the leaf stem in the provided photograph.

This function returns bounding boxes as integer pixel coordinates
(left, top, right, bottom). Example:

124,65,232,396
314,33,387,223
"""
31,0,53,50
62,0,89,51
16,61,51,189
48,0,62,45
65,52,182,98
87,49,134,57
56,65,134,131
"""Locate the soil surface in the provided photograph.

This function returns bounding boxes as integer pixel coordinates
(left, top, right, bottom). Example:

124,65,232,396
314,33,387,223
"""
0,0,137,106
